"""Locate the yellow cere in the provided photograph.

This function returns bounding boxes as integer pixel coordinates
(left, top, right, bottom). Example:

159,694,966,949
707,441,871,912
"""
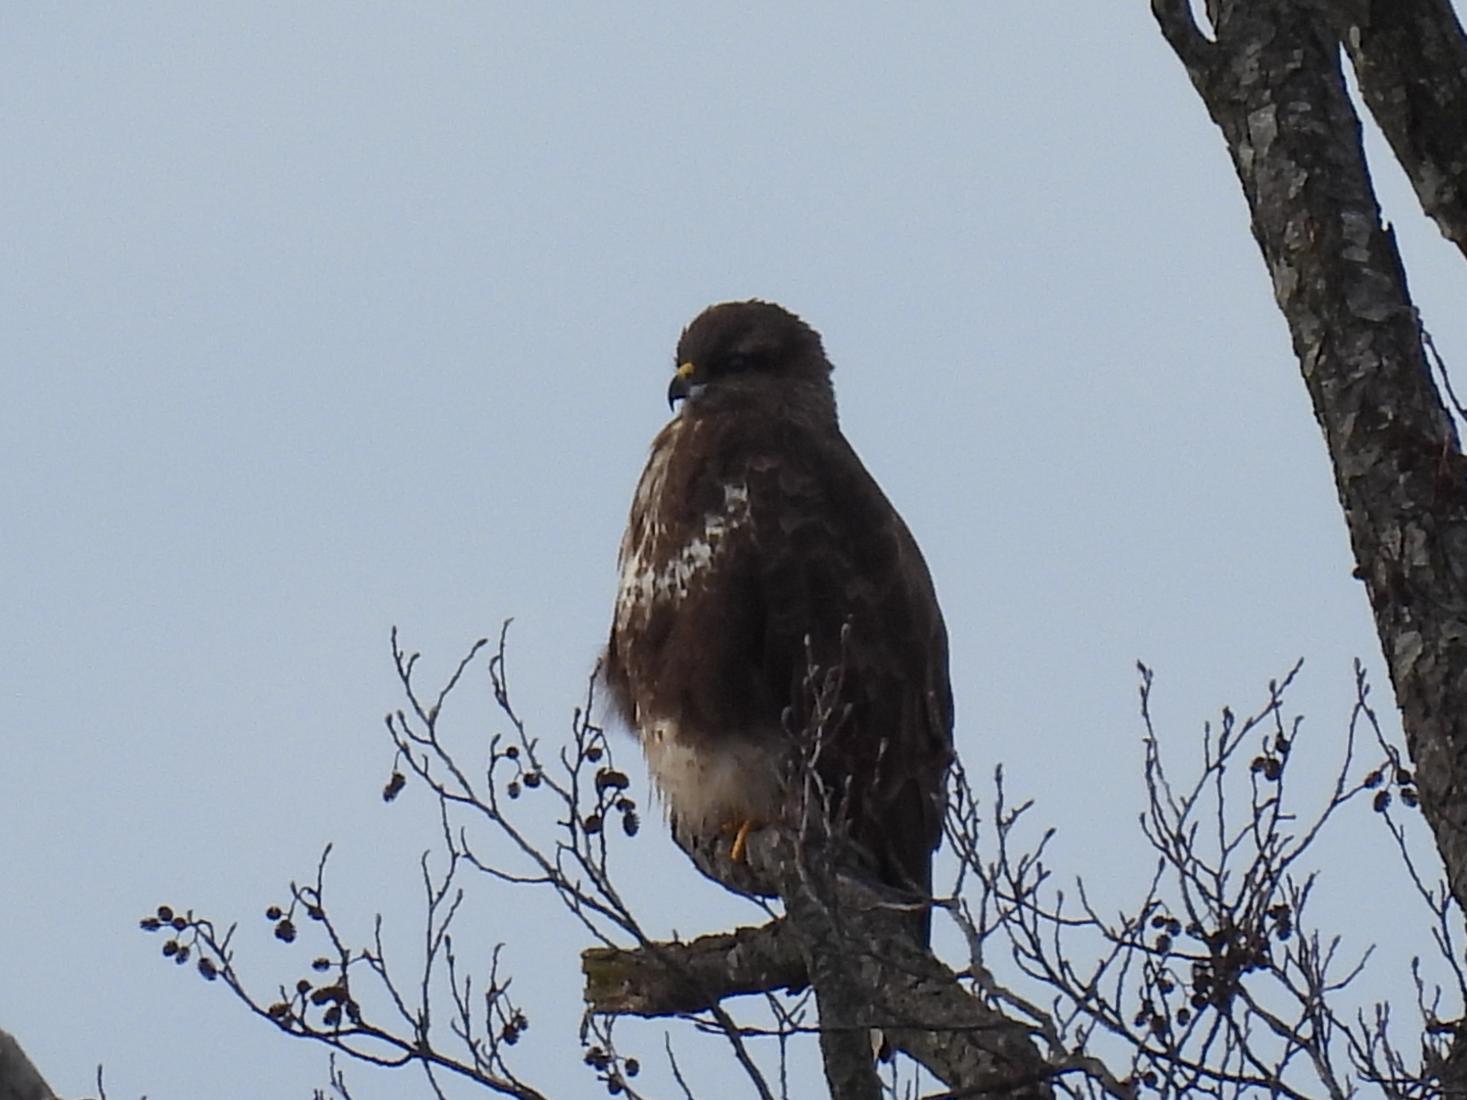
676,361,698,380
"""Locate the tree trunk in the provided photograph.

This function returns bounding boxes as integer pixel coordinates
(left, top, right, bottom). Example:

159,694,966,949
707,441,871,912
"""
1152,0,1467,1085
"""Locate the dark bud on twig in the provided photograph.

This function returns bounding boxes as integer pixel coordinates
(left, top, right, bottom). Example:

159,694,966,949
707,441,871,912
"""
523,771,542,789
157,905,175,922
312,957,331,971
1373,790,1392,813
584,1046,611,1070
275,919,297,943
1251,756,1282,780
266,905,283,920
312,984,349,1006
382,771,405,802
584,813,603,834
595,768,630,794
501,1010,528,1044
197,957,218,980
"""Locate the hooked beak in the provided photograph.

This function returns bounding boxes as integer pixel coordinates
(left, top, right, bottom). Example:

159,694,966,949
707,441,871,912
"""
667,361,698,410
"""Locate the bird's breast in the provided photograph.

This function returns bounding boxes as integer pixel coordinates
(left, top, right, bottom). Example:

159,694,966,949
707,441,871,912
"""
640,719,784,834
613,440,751,637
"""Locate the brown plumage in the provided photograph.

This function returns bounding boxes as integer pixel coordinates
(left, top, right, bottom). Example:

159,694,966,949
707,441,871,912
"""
604,300,953,944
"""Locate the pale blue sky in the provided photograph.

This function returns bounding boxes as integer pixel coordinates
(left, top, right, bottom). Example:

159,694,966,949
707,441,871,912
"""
5,5,1466,1098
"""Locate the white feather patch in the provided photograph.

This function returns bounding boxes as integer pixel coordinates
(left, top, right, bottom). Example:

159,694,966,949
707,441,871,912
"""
614,462,751,634
641,718,783,832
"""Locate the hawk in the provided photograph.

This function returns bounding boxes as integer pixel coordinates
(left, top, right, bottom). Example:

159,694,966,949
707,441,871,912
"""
604,300,953,944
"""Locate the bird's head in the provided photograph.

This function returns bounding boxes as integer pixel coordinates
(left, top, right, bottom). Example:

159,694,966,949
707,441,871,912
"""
668,300,833,413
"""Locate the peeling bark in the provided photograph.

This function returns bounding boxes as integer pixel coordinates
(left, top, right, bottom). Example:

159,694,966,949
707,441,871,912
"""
1153,0,1467,1085
1338,0,1467,260
582,920,807,1016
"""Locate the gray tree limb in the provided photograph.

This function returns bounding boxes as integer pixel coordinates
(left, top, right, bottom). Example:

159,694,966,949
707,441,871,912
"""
583,829,1055,1099
1337,0,1467,261
0,1031,57,1100
1152,0,1467,1086
582,919,808,1016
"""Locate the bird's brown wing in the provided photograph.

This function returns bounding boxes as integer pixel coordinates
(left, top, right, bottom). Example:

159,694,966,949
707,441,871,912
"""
731,425,954,943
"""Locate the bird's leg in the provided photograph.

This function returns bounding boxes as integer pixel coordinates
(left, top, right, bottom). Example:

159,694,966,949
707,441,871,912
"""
725,819,759,864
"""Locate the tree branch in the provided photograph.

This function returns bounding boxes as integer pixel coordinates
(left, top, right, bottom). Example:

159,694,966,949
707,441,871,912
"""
1338,0,1467,260
582,920,807,1017
1151,0,1467,921
1154,0,1467,1087
0,1031,57,1100
584,827,1057,1099
1150,0,1216,79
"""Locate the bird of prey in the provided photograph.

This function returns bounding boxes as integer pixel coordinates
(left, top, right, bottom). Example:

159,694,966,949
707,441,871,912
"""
604,300,952,943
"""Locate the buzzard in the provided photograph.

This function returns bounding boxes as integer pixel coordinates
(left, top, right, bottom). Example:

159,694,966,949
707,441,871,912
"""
604,300,953,943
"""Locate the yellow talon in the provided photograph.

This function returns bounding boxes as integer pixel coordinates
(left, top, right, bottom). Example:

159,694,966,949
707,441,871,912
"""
728,819,757,864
